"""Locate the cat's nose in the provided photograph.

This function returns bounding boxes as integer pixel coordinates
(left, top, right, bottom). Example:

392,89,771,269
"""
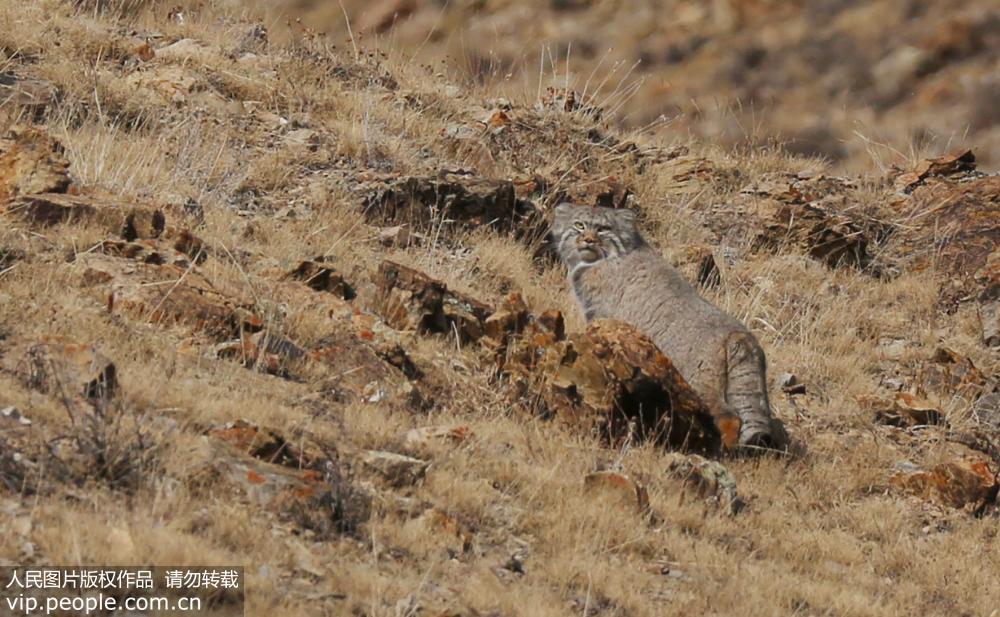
578,230,599,245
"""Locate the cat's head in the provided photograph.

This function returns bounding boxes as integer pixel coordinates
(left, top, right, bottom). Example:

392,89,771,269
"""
550,203,645,269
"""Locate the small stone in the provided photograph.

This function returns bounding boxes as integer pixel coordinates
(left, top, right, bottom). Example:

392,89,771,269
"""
0,406,30,426
378,225,419,247
501,553,525,575
401,425,472,454
361,450,429,487
286,260,355,299
172,229,207,263
584,471,650,514
134,43,155,62
282,128,320,152
868,392,943,428
877,337,910,361
778,372,806,395
880,377,906,391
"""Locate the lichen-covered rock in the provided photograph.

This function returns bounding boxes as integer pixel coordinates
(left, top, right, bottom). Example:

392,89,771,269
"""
400,425,472,457
892,149,977,193
663,452,742,514
865,392,944,428
891,459,998,514
373,260,493,343
918,347,987,400
0,75,58,116
361,450,429,488
198,431,371,538
505,319,727,454
482,292,530,353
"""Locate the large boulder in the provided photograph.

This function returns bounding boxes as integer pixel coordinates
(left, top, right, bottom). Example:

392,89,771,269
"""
504,318,730,454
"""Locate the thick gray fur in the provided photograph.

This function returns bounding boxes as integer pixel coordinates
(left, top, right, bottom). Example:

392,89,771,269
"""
551,203,786,449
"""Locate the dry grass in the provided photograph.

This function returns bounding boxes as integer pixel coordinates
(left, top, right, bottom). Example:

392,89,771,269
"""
0,2,998,616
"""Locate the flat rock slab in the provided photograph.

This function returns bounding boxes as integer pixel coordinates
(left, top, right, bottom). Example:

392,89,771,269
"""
75,244,261,341
0,75,58,113
886,150,998,310
893,174,999,303
505,319,728,454
6,192,166,240
206,419,325,470
221,278,426,405
195,436,371,538
363,174,545,242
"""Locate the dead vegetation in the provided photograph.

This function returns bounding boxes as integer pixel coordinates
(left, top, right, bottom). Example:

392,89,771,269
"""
0,1,998,616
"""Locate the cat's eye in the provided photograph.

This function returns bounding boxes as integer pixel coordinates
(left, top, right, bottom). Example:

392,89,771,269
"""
573,221,586,231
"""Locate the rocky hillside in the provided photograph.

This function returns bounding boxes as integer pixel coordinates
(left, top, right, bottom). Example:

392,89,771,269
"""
269,0,1000,172
1,1,999,616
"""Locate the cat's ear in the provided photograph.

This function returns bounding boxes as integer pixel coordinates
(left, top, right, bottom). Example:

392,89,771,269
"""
553,203,576,218
550,203,571,238
614,208,637,226
551,203,577,229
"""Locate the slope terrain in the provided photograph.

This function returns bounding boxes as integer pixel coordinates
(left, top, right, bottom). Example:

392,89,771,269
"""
269,0,1000,172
